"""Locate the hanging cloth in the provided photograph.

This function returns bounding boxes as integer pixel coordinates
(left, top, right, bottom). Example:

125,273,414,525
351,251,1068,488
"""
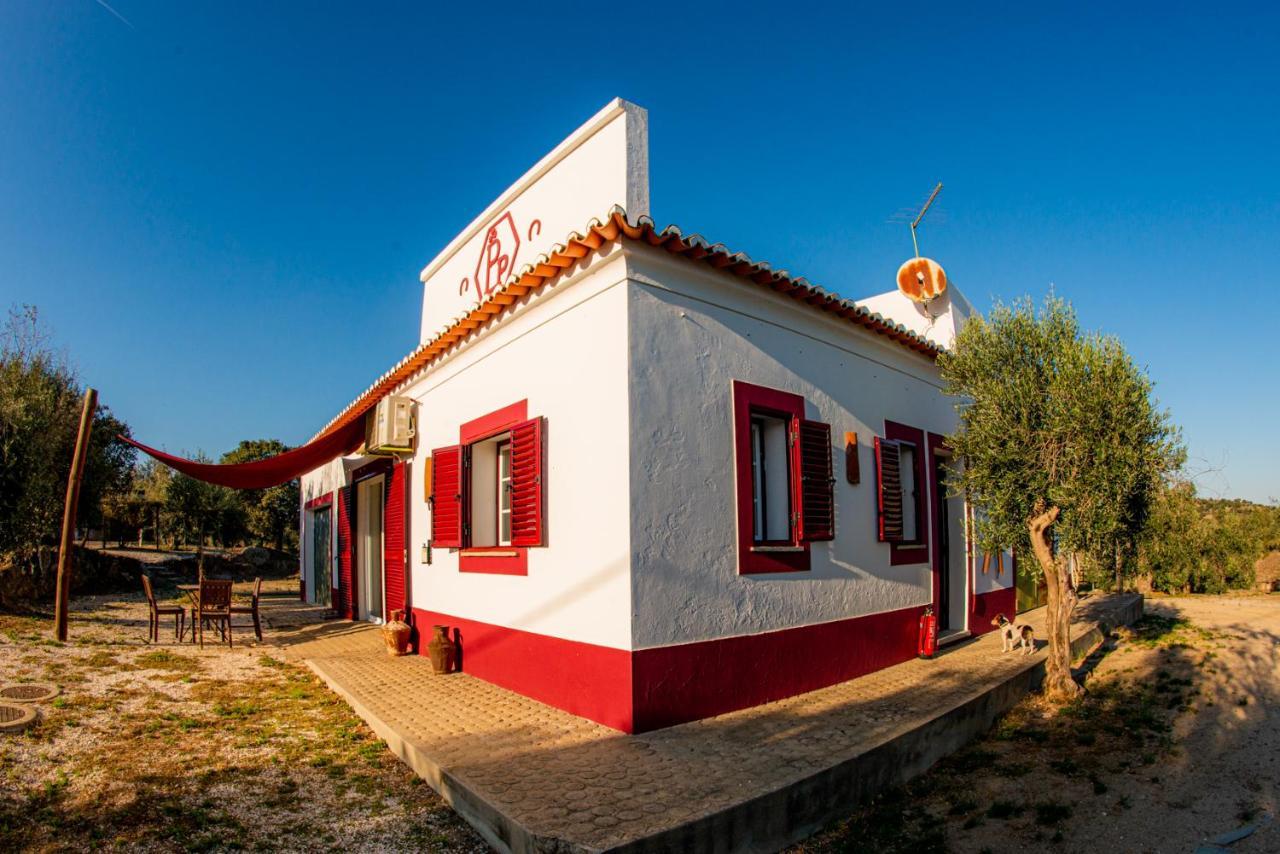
120,417,365,490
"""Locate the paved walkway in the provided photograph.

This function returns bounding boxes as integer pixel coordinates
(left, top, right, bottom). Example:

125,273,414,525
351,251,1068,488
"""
276,594,1142,853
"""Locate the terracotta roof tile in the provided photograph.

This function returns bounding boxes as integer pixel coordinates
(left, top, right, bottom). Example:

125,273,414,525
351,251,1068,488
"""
309,209,941,443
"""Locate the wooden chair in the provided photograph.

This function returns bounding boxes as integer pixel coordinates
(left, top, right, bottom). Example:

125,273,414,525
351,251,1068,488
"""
192,579,234,649
229,577,263,642
141,574,185,643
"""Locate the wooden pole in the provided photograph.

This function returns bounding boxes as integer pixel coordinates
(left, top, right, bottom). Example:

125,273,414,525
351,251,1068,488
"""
54,388,97,642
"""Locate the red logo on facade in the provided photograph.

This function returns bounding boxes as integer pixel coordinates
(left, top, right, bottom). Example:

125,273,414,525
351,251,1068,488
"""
458,212,543,301
475,211,520,298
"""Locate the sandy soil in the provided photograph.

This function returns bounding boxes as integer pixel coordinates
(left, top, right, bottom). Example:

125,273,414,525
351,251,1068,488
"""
795,593,1280,854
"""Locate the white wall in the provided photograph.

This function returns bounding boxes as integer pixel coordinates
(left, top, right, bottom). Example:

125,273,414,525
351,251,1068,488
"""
626,245,991,649
418,99,648,343
856,285,975,350
403,249,633,650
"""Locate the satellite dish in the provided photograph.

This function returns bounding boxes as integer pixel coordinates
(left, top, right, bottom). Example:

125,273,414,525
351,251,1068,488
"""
896,257,947,303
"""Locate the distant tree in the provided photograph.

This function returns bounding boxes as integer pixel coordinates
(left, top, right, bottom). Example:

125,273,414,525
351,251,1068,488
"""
1140,481,1203,592
78,408,137,546
164,459,244,552
135,460,173,548
1139,485,1276,593
939,296,1183,701
0,305,135,570
220,439,299,554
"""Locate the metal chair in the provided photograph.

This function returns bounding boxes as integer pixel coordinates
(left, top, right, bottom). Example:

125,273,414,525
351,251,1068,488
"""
141,574,185,643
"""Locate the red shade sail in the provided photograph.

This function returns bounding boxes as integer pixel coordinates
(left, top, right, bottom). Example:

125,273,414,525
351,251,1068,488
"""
120,418,365,490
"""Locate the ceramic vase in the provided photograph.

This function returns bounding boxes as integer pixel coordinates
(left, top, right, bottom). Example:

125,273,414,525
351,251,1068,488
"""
382,610,412,657
427,625,456,674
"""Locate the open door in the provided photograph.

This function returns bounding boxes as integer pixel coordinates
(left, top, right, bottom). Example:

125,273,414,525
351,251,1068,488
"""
929,438,969,637
356,475,385,623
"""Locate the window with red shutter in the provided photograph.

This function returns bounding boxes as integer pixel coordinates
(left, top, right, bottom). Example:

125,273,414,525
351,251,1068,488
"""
430,445,464,548
881,420,930,564
875,437,905,543
795,419,835,541
337,485,354,618
733,380,813,574
508,417,544,547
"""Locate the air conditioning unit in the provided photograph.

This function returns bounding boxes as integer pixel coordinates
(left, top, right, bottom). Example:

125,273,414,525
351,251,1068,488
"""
365,396,416,455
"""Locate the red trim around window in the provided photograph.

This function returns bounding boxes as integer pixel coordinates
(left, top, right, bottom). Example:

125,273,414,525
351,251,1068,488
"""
458,400,532,575
733,380,810,574
305,492,333,510
885,420,929,566
460,399,527,444
460,549,529,575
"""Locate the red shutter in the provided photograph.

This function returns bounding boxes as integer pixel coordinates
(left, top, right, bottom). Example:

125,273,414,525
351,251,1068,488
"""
875,437,905,543
336,486,355,618
795,419,835,541
431,445,464,548
509,417,544,547
383,462,406,619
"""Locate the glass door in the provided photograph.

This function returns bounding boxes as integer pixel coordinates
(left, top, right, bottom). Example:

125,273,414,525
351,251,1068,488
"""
311,506,332,607
357,477,385,623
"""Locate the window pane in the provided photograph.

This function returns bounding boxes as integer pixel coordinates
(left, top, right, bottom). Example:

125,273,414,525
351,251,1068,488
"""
751,413,792,542
498,441,512,546
900,445,917,541
751,421,764,540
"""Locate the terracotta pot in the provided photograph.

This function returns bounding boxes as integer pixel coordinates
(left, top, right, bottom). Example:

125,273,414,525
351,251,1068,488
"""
382,610,411,657
427,624,456,675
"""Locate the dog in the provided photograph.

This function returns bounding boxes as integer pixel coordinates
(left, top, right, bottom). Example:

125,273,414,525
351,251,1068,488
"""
991,613,1035,655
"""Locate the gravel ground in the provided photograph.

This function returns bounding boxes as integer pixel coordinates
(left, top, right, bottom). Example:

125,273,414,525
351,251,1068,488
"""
793,593,1280,854
0,589,489,853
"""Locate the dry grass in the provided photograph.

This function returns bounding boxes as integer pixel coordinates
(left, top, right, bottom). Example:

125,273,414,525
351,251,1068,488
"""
0,596,487,852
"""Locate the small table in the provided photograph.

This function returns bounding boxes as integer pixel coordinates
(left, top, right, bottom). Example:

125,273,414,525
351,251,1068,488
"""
176,583,252,644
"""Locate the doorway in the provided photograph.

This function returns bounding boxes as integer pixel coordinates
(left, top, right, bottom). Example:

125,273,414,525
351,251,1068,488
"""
310,505,332,608
356,476,385,623
931,449,969,635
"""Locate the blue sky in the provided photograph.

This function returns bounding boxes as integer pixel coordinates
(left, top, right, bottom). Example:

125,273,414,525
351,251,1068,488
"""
1,2,1276,502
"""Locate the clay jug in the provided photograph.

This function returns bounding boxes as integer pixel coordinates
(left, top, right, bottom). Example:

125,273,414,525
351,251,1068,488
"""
382,610,412,657
427,625,456,674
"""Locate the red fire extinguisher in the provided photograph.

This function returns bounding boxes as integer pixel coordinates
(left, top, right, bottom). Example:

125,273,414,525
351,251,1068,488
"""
918,607,938,659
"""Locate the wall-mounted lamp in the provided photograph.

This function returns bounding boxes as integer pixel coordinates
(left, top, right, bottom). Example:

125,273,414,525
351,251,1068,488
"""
845,432,860,484
421,542,432,565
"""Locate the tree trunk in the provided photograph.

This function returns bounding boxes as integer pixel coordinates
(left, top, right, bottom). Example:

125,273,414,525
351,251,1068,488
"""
1029,504,1081,702
197,520,205,582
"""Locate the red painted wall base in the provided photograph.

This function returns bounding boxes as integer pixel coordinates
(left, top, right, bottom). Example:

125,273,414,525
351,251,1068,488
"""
410,608,634,732
632,605,923,732
969,586,1017,635
410,603,942,734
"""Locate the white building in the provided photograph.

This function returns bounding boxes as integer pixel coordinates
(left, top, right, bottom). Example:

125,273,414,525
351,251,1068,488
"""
299,99,1014,733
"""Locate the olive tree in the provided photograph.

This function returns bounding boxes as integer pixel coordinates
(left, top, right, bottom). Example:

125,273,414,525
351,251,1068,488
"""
939,296,1182,701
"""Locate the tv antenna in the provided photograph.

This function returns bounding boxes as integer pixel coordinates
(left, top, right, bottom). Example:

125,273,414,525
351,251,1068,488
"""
896,182,948,305
909,182,943,258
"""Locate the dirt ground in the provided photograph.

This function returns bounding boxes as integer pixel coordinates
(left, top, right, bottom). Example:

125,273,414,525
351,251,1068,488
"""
794,594,1280,854
0,583,488,852
4,592,1277,853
